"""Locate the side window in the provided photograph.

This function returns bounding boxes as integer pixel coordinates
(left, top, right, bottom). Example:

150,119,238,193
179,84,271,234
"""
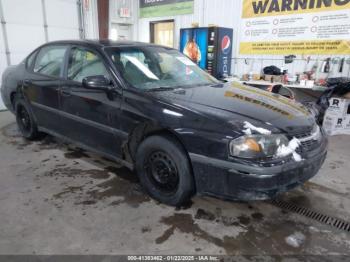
26,50,38,69
33,45,66,77
67,48,109,82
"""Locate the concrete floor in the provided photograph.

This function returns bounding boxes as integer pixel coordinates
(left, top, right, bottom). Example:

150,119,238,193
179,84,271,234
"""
0,110,349,256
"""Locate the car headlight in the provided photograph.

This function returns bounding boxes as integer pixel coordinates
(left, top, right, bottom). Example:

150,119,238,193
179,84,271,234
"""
229,134,289,159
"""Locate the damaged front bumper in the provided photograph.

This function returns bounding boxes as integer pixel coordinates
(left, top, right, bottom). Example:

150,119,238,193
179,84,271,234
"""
189,137,328,201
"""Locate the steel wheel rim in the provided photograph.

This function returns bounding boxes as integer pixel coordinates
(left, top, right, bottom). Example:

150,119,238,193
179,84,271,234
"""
18,106,31,133
144,150,179,194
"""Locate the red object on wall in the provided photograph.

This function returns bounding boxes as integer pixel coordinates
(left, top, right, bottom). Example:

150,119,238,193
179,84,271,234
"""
83,0,89,11
97,0,109,39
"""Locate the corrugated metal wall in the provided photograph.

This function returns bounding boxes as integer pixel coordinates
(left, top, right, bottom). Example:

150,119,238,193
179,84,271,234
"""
84,0,99,40
136,0,263,76
136,0,350,79
109,0,138,39
137,0,244,75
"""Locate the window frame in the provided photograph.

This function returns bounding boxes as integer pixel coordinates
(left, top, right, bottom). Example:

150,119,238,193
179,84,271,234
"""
25,49,39,71
32,44,69,79
63,45,113,86
101,46,133,90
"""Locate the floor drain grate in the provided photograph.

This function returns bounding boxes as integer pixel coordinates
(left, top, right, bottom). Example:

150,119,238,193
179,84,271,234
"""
269,199,350,232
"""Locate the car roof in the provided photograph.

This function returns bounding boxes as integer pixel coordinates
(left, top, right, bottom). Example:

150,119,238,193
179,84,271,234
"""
43,39,170,49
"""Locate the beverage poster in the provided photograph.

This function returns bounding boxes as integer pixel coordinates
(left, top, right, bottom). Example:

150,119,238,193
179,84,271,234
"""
180,28,208,69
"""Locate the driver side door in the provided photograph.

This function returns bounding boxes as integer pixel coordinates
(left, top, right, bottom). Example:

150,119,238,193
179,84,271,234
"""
59,46,123,157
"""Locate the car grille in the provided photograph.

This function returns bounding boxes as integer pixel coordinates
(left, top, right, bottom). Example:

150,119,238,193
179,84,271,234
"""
299,139,319,152
289,129,313,139
287,125,321,153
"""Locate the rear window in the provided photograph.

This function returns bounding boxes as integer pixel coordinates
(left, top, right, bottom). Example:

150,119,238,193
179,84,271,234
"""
33,45,67,78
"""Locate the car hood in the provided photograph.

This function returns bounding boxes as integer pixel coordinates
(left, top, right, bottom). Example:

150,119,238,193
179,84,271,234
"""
151,81,315,133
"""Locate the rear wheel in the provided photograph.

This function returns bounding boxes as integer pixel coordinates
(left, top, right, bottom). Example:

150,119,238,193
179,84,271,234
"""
15,96,41,140
135,135,194,206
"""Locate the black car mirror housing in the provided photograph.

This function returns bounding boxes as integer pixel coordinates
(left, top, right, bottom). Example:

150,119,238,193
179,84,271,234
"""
82,75,113,91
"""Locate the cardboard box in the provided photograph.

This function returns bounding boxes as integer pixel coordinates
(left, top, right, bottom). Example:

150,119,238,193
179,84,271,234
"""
242,74,249,81
253,74,262,81
264,74,282,83
322,114,346,136
326,97,350,116
242,74,262,81
322,97,350,135
344,116,350,135
264,74,273,82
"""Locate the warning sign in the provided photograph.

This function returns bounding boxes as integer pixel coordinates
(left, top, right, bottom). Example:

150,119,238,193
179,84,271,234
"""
240,0,350,54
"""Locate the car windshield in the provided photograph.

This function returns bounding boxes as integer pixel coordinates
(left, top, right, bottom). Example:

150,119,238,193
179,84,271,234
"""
105,46,219,90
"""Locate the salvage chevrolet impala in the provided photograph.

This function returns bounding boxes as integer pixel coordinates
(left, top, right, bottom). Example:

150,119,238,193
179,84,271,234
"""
0,40,328,206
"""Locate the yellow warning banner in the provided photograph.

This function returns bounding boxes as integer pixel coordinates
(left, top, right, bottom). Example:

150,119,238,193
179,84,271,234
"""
240,0,350,55
240,39,350,55
242,0,350,18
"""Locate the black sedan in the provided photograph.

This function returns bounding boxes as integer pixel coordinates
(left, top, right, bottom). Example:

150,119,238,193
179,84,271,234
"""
0,40,327,206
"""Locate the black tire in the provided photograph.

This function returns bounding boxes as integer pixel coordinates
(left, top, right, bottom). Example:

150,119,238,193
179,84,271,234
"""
135,135,195,206
15,95,41,140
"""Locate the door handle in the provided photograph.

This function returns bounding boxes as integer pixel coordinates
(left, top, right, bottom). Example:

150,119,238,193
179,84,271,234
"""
60,88,71,96
23,79,32,86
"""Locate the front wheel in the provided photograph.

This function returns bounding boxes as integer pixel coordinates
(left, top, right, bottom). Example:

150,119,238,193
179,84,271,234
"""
135,135,195,206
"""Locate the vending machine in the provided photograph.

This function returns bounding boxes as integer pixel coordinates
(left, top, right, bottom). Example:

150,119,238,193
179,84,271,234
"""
179,27,233,79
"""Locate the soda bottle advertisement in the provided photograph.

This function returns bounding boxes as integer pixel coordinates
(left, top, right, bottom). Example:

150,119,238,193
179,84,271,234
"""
180,28,208,70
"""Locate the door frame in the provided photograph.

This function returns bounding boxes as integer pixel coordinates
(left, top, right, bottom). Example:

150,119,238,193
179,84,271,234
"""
97,0,109,39
150,19,175,47
58,43,125,158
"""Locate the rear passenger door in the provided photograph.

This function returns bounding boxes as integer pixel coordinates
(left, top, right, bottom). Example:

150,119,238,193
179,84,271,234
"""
23,45,68,133
59,46,123,156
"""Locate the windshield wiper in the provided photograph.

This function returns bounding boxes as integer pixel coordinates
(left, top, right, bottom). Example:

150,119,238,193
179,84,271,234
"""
146,83,214,91
210,83,224,88
147,86,176,92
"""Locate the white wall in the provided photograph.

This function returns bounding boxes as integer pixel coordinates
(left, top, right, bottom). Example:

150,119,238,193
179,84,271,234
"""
0,14,6,109
46,0,81,41
136,0,350,79
0,0,82,110
137,0,242,70
108,0,138,40
84,0,99,39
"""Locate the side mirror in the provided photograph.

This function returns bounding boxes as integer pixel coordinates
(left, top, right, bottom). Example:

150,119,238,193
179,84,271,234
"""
82,75,112,91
